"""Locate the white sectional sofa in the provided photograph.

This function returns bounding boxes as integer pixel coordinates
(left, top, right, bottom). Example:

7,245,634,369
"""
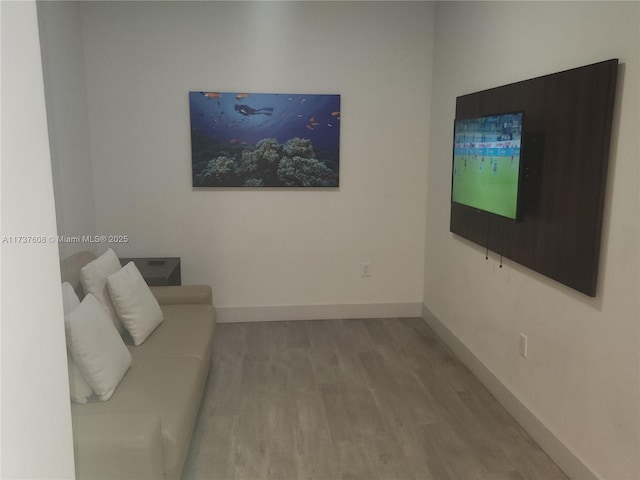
60,251,216,479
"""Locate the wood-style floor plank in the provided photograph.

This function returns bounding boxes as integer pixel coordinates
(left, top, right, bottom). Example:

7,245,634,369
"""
183,318,568,480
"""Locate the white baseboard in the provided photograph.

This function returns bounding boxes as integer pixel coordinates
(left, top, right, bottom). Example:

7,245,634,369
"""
421,303,598,480
216,302,423,323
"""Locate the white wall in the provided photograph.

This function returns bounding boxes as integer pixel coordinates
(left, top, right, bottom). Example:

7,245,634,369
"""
0,1,76,478
37,1,97,259
79,1,434,320
424,2,639,479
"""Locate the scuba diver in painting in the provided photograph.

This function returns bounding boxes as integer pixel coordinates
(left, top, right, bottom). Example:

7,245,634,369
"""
234,104,274,117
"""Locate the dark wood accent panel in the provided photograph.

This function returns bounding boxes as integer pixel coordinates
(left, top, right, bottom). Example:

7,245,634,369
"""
450,59,618,296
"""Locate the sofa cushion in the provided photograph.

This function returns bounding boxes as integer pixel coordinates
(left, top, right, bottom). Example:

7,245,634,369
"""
150,285,212,306
72,413,164,480
65,294,132,401
72,356,206,479
80,248,125,333
108,262,164,346
126,304,215,366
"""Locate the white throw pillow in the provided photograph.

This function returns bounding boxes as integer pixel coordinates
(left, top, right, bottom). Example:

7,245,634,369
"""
61,282,93,403
61,281,81,314
80,248,125,333
107,262,164,346
64,294,132,401
67,351,94,404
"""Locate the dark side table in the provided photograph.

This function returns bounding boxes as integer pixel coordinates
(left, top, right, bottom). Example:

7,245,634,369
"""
120,257,181,286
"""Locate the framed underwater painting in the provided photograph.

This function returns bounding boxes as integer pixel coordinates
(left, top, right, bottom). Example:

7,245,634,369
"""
189,92,341,187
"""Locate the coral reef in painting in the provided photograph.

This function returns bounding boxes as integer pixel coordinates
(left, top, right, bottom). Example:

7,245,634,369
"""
194,137,337,187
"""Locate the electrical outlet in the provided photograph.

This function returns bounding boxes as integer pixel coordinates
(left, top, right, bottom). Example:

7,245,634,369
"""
362,262,372,277
519,334,528,358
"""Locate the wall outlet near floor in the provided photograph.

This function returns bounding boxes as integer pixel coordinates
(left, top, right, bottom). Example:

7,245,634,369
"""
519,333,528,358
362,262,372,277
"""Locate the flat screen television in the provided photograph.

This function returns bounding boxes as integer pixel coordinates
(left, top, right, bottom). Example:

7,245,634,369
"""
451,112,524,221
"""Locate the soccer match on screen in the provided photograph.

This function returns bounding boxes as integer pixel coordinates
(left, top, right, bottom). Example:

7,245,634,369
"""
451,112,523,220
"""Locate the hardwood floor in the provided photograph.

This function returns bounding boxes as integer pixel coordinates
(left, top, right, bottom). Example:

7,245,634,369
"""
183,318,568,480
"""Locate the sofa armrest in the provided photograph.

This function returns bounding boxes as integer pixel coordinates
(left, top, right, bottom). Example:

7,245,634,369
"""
150,285,212,305
73,413,164,480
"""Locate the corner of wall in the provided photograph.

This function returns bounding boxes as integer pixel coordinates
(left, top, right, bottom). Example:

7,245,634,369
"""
420,303,598,480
